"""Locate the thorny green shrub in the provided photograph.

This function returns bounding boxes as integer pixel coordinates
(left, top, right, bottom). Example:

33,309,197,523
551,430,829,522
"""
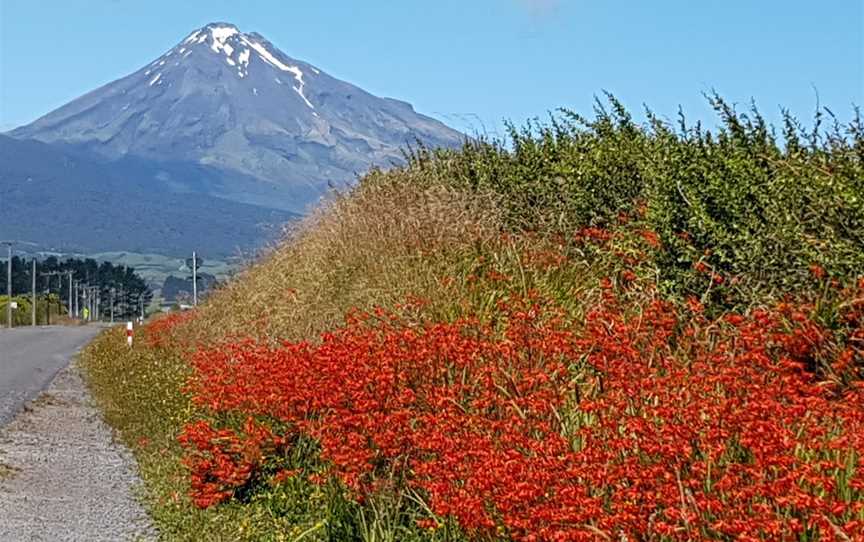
399,93,864,310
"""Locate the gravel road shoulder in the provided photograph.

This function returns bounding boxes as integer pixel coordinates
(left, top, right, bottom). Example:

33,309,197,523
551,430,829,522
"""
0,362,157,541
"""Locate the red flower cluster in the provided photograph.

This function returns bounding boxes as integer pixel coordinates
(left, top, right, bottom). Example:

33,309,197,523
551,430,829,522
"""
574,227,613,244
179,290,864,540
178,417,283,508
810,264,827,280
638,229,662,249
144,310,197,348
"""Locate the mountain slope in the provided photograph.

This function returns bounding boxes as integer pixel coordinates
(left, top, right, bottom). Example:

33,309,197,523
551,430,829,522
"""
0,134,295,257
10,22,464,213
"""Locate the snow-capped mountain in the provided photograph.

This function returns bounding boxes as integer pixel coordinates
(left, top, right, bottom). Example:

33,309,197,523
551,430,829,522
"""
10,22,463,213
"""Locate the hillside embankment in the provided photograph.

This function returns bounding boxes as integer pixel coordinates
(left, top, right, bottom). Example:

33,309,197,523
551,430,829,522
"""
81,97,864,541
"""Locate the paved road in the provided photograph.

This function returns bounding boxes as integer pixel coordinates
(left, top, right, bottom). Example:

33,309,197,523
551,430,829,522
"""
0,326,101,427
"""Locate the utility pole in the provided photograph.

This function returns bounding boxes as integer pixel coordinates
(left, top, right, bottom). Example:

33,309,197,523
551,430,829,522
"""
110,288,115,324
2,241,12,329
66,272,73,318
41,271,61,326
121,265,127,318
31,259,37,327
192,251,198,306
41,272,50,326
80,284,87,321
73,281,79,318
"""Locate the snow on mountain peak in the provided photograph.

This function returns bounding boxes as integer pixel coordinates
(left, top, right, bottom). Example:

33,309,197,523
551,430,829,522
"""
208,24,239,40
173,23,314,108
183,22,236,43
209,29,237,56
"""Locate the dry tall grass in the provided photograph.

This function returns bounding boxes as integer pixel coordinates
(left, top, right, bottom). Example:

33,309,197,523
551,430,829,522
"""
185,172,504,345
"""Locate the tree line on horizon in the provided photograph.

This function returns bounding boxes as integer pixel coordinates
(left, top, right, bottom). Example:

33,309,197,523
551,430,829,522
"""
0,255,152,319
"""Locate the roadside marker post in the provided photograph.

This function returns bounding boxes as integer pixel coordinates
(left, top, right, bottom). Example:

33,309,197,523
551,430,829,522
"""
126,321,133,347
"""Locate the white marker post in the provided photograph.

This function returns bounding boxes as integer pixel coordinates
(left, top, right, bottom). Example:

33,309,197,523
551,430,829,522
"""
126,321,134,347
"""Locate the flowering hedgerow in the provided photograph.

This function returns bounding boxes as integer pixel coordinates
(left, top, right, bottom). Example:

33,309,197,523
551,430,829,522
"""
178,282,864,540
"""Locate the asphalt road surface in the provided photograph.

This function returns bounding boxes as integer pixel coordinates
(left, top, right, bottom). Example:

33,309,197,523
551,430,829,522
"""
0,326,101,427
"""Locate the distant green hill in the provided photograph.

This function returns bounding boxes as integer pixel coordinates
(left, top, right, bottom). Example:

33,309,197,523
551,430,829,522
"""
0,134,296,258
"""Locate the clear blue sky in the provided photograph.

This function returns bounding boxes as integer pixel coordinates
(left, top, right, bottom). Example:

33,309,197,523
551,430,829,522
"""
1,0,862,136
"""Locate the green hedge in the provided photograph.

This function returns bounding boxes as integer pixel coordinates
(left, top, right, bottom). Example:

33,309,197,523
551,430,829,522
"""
397,94,864,307
0,295,65,326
